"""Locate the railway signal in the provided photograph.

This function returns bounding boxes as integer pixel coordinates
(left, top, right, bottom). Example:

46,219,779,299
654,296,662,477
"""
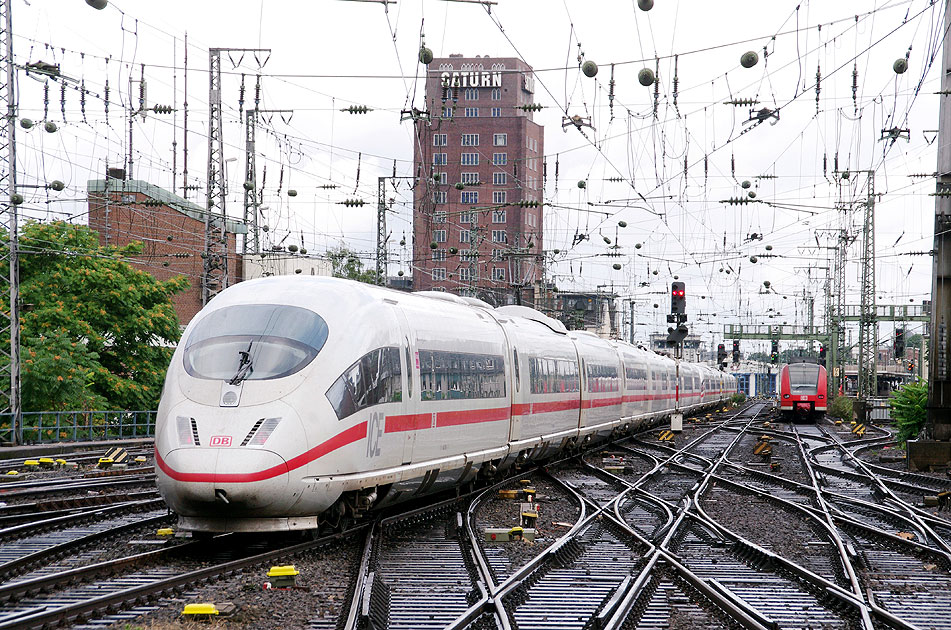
894,328,905,359
671,282,686,314
717,343,727,367
770,339,779,363
732,339,740,363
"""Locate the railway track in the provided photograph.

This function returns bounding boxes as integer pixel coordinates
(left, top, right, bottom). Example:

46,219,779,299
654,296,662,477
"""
3,401,951,629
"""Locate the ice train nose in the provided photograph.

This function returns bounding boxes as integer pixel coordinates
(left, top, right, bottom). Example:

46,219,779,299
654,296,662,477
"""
159,447,289,513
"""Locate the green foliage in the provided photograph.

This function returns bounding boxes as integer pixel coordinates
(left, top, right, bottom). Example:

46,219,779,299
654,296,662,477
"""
327,245,378,284
890,381,928,444
828,395,853,421
730,392,747,405
907,333,923,349
0,221,187,411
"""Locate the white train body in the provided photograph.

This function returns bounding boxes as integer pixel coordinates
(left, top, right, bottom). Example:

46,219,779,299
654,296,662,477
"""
155,277,736,533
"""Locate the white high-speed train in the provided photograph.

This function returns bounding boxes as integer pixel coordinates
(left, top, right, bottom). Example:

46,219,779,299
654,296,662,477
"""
155,276,736,533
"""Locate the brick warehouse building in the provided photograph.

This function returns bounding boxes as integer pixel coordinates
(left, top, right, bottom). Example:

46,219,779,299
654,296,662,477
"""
413,55,544,306
87,177,245,325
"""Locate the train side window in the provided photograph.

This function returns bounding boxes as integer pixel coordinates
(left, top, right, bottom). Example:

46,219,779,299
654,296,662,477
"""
419,350,506,401
326,347,403,421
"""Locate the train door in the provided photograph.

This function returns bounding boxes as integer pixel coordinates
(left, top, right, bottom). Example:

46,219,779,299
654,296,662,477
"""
391,306,418,466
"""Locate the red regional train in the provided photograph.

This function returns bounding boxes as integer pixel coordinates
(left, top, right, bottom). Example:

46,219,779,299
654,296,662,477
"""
155,276,736,533
778,361,827,421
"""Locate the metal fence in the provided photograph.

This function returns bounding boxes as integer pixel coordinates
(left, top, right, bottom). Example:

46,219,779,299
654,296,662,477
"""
0,410,156,444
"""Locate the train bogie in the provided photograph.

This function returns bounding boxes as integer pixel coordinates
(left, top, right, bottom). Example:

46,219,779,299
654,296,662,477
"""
155,277,737,533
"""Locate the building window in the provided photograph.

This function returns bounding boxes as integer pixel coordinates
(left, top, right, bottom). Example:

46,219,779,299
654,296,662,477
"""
433,210,447,223
433,249,447,262
460,230,471,243
433,134,447,147
493,172,507,185
464,107,479,117
492,248,504,261
492,210,506,223
433,191,447,204
433,229,447,243
493,133,507,147
433,153,447,166
460,191,479,204
461,133,480,147
491,88,502,100
459,210,475,224
464,87,479,100
434,172,448,185
491,107,502,118
492,191,507,204
461,153,480,166
459,267,476,282
492,230,507,243
432,268,447,281
442,106,454,118
460,172,480,185
493,153,507,165
460,249,478,262
492,267,505,281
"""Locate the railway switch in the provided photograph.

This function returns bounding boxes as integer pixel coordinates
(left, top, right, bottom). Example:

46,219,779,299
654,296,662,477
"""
97,457,114,469
852,424,866,437
157,528,174,537
38,457,55,468
24,460,39,468
5,470,17,476
266,565,299,588
658,430,675,441
498,489,518,499
753,440,772,457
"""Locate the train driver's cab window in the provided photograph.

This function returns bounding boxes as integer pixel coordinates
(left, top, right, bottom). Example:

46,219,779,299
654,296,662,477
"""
326,347,403,420
184,304,328,382
788,363,820,395
419,350,506,401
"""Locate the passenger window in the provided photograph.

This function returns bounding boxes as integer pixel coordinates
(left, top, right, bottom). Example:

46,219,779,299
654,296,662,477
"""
418,350,506,401
326,347,403,421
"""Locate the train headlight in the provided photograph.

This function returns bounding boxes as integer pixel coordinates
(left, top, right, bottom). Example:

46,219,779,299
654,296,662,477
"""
782,394,789,399
818,394,824,399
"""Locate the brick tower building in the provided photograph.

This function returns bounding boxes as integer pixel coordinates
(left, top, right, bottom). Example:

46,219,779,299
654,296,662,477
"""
413,55,544,306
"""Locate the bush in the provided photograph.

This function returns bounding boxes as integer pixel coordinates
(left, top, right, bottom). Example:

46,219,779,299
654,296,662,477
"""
890,381,928,445
828,396,853,421
730,392,747,406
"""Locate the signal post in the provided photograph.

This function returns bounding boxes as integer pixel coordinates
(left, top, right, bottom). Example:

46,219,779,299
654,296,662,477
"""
667,282,687,432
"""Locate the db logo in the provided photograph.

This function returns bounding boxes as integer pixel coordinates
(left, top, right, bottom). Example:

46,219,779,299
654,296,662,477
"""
209,435,233,447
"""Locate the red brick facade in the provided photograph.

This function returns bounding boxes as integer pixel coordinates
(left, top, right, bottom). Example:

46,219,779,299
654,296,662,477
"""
87,179,242,325
413,56,544,305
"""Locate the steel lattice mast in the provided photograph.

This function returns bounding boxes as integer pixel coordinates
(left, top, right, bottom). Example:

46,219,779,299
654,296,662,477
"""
856,171,877,410
202,48,229,305
0,0,19,443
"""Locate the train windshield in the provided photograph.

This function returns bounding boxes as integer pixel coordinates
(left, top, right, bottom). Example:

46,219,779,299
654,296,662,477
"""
183,304,329,382
787,364,820,395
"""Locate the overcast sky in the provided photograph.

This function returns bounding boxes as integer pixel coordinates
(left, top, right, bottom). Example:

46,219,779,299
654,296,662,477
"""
10,0,946,350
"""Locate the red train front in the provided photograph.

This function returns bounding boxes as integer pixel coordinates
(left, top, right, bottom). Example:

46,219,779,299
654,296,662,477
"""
778,362,827,421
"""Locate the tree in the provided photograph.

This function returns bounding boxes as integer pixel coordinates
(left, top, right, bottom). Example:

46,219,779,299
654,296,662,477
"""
907,333,923,349
327,245,378,284
0,221,187,411
890,381,928,445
